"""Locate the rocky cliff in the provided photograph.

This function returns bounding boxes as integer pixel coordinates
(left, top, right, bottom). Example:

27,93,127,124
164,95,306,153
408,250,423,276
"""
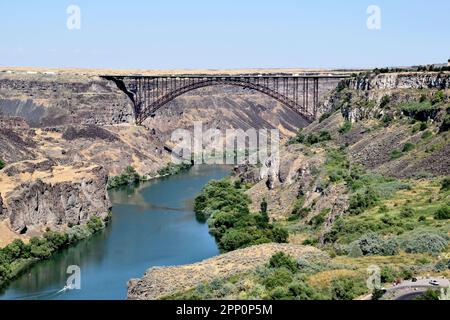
0,159,111,236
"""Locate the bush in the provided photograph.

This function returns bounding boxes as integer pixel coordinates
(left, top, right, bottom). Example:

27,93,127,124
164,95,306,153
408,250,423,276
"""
402,143,414,153
338,121,352,134
263,268,293,289
434,260,449,272
431,90,445,105
108,166,142,189
421,130,433,140
288,281,325,300
330,277,367,300
356,233,399,256
0,159,5,170
419,122,428,131
319,112,333,123
390,149,403,160
348,188,379,215
87,216,104,233
442,177,450,191
403,233,449,254
415,289,440,300
400,207,415,218
380,266,396,283
347,242,363,258
29,237,53,259
380,95,391,108
434,206,450,220
268,252,298,273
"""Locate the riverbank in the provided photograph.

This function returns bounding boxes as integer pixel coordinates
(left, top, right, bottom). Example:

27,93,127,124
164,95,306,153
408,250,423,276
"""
0,165,229,300
0,214,111,290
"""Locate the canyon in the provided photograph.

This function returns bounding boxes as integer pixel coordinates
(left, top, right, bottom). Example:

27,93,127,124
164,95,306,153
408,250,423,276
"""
0,67,449,300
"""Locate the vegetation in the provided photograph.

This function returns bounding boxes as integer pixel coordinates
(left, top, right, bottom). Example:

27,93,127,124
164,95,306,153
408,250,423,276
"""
0,159,4,170
415,289,441,300
166,252,367,300
287,129,332,146
0,216,107,288
107,166,142,189
157,162,192,176
194,179,288,252
338,121,352,134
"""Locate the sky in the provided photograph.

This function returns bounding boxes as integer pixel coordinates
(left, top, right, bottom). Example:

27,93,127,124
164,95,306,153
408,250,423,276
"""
0,0,449,70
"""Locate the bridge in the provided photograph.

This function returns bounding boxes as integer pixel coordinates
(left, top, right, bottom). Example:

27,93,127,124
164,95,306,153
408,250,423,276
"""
101,74,349,125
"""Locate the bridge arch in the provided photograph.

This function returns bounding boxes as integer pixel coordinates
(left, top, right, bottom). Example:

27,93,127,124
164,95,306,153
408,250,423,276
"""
102,75,348,125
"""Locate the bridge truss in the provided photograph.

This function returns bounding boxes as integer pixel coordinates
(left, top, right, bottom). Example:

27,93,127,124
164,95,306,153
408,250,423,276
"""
101,75,348,125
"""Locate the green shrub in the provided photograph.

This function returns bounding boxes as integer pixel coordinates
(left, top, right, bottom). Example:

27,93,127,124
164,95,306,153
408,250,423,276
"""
431,90,445,105
87,216,104,233
347,242,363,258
29,237,53,259
400,207,415,218
287,129,305,145
338,121,352,134
157,162,192,176
441,177,450,191
421,130,433,140
309,209,329,228
434,206,450,220
402,142,414,153
380,266,396,283
419,122,428,131
0,159,5,170
380,95,391,108
319,112,333,123
288,281,325,300
434,260,449,272
415,289,440,300
268,252,298,273
263,268,293,289
372,288,386,300
390,149,403,160
330,277,367,300
403,232,449,254
348,188,379,215
356,233,399,256
108,166,142,189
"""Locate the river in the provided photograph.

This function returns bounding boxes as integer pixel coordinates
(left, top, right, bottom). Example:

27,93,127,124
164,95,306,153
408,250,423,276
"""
0,165,230,300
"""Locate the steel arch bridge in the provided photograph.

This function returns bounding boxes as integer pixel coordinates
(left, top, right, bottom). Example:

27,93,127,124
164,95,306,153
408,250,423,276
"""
101,74,348,125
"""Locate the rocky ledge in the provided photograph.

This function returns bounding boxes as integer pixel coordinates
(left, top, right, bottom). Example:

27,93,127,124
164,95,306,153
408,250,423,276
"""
127,243,325,300
0,159,111,236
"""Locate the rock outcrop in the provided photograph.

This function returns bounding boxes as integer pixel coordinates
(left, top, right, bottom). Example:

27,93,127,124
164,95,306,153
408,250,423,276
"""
0,159,111,235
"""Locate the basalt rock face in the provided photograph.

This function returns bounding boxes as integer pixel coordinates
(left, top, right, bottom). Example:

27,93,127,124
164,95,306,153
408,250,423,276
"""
0,160,111,235
322,72,450,123
348,72,450,91
0,73,134,127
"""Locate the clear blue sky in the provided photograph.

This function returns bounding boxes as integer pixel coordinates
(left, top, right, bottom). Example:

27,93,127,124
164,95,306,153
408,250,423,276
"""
0,0,449,69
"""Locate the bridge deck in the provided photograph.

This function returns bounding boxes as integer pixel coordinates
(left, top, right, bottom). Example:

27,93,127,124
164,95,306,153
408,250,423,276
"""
101,74,351,79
